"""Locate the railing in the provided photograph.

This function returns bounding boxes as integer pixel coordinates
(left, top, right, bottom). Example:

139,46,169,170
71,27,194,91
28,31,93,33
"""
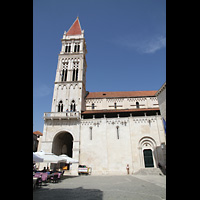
43,111,80,120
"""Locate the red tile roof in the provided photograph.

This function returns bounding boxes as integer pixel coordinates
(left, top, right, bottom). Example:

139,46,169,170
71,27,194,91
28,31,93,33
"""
86,91,157,99
66,17,82,36
33,131,43,136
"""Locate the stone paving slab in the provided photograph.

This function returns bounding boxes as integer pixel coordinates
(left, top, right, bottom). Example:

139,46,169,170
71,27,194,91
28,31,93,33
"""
132,175,166,188
33,175,166,200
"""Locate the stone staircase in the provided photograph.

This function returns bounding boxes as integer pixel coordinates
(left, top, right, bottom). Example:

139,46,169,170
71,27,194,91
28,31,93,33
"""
134,168,165,175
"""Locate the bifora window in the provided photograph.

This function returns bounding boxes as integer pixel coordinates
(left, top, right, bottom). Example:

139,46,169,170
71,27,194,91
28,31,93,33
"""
58,100,63,112
61,62,68,82
65,44,71,53
74,43,80,52
72,62,79,81
70,100,76,111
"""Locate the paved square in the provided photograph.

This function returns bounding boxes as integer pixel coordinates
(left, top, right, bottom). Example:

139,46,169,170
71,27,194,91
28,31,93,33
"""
33,175,166,200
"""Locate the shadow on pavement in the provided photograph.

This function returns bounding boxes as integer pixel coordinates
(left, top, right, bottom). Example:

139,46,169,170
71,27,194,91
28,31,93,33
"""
62,175,79,180
33,187,103,200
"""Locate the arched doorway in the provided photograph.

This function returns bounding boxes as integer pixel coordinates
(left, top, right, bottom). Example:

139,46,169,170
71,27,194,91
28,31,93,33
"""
52,131,73,170
143,149,154,168
138,136,157,168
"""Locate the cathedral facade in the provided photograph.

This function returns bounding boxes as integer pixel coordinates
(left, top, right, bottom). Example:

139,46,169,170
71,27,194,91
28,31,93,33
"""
39,18,166,175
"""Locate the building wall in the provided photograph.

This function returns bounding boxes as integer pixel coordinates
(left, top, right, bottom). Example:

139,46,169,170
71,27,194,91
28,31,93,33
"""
156,83,166,121
51,82,84,113
85,97,159,111
39,114,166,175
39,119,81,174
80,115,165,175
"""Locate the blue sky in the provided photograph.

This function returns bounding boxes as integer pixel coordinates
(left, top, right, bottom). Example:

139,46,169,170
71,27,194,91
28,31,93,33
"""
33,0,166,132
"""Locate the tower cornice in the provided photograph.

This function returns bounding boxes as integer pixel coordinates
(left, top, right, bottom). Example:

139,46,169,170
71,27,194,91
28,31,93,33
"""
54,80,84,84
61,38,85,42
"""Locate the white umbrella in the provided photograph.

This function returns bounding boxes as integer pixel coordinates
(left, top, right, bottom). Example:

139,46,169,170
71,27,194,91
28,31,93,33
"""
35,150,45,156
58,154,79,164
33,152,44,162
35,151,65,163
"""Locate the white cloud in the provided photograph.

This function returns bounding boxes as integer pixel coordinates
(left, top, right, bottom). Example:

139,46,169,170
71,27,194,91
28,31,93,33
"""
114,34,166,54
139,35,166,54
34,84,52,97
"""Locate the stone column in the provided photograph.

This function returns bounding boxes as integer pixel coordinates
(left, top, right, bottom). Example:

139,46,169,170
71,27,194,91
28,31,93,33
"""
70,141,80,175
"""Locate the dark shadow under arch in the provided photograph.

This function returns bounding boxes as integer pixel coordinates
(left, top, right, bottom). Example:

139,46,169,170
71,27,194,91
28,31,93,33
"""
52,131,73,157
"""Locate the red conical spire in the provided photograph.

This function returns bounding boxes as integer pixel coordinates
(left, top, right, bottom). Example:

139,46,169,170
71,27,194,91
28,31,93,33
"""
66,17,82,36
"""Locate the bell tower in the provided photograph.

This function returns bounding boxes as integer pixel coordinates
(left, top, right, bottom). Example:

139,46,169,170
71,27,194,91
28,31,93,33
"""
51,17,87,116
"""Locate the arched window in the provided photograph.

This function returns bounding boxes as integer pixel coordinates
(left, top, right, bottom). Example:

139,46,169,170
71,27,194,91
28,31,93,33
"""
74,43,80,52
72,69,75,81
136,102,140,109
72,68,78,81
64,69,67,81
72,61,79,81
61,69,64,81
75,68,78,81
58,100,63,112
70,100,76,111
65,44,71,53
61,62,68,82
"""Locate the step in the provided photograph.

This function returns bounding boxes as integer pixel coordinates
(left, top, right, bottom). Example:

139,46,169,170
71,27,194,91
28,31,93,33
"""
134,168,165,175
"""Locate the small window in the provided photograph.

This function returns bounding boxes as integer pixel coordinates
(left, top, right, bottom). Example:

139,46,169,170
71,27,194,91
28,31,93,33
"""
89,127,92,140
114,103,117,109
116,126,119,139
92,103,95,109
136,102,140,109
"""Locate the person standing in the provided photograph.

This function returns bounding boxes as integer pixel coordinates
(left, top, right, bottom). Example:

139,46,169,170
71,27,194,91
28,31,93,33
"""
126,164,129,175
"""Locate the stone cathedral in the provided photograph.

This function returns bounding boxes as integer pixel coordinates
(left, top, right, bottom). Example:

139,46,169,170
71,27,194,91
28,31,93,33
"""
39,17,166,175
